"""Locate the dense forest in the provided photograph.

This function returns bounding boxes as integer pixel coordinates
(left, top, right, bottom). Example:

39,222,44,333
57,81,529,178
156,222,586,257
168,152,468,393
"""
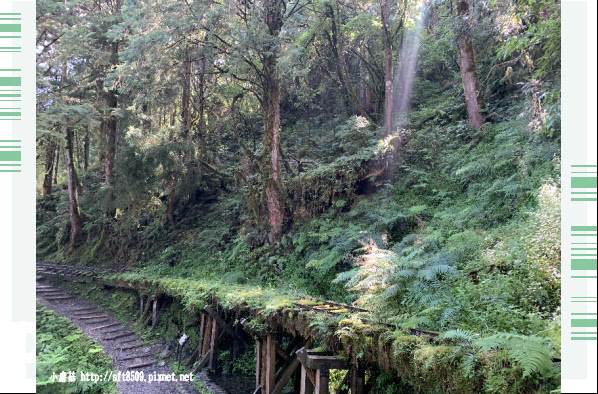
36,0,562,391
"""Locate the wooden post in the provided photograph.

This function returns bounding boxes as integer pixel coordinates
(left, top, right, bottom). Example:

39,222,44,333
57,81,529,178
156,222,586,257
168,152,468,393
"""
202,316,212,356
255,339,262,390
315,366,330,394
265,335,276,394
151,297,158,328
139,295,144,317
260,338,267,393
185,313,206,366
300,365,315,394
350,364,365,394
198,313,206,354
209,316,218,370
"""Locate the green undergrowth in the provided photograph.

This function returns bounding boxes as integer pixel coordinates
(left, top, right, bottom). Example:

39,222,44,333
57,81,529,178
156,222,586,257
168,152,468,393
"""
36,303,118,394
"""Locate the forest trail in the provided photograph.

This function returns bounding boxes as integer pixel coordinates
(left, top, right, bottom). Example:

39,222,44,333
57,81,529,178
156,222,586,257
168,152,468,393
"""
36,281,225,394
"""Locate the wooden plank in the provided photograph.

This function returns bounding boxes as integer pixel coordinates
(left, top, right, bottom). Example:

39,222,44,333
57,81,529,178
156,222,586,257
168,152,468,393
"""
198,313,206,355
265,335,276,394
91,323,120,331
209,316,218,370
202,316,212,356
271,356,300,394
261,337,267,393
300,365,315,394
256,339,262,390
121,343,144,351
79,315,109,320
305,355,347,370
46,296,74,300
82,318,109,324
315,368,329,394
104,332,136,341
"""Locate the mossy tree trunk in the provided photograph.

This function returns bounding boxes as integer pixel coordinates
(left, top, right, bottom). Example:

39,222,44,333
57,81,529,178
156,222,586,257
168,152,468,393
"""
380,0,393,135
457,0,484,129
65,127,83,247
261,0,285,241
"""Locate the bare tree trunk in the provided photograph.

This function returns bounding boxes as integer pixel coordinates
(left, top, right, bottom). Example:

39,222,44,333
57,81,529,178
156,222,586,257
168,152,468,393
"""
262,0,284,241
61,62,83,246
380,0,393,135
42,140,56,196
457,1,484,129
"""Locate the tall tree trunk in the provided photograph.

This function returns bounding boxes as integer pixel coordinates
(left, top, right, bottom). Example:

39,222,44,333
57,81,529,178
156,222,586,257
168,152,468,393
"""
197,56,207,140
262,0,284,241
457,1,484,129
83,125,90,171
53,146,60,184
65,125,83,247
102,38,120,216
42,140,56,196
61,63,82,247
104,89,117,217
105,98,117,188
380,0,393,135
75,129,81,169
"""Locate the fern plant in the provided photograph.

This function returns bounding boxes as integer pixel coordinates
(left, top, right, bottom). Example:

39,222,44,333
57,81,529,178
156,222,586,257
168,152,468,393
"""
474,333,554,378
